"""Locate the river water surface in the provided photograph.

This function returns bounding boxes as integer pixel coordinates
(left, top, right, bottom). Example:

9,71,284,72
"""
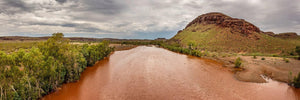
43,46,300,100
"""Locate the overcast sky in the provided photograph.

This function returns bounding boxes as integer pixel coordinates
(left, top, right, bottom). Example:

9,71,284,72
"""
0,0,299,39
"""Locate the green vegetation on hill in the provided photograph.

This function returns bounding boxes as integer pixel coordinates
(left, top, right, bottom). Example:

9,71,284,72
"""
170,24,300,56
0,33,113,99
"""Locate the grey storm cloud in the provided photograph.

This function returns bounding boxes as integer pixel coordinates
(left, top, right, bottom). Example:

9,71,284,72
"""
0,0,32,14
0,0,299,39
82,0,126,15
55,0,67,4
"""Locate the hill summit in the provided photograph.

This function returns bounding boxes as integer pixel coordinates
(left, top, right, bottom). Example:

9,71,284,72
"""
186,12,260,35
170,12,300,54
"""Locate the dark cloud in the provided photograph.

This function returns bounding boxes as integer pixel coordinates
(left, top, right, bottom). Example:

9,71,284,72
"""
61,23,77,27
56,0,68,4
0,0,299,39
27,21,116,33
0,0,32,14
28,22,78,28
4,0,27,8
81,0,126,15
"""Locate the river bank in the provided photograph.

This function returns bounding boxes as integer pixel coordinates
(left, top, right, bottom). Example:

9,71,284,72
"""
218,56,300,83
158,44,300,84
43,46,300,100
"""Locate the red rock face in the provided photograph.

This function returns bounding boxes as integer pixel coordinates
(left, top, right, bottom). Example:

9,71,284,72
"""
274,32,299,39
186,12,261,35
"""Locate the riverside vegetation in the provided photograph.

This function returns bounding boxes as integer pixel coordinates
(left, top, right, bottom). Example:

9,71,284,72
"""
1,12,300,100
0,33,113,99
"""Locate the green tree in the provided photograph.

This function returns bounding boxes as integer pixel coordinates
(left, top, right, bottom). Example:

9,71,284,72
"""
0,33,113,99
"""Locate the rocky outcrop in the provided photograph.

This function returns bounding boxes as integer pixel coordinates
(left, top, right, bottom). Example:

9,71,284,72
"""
186,12,261,35
264,32,275,36
182,12,299,40
155,38,167,41
177,30,183,34
274,32,299,39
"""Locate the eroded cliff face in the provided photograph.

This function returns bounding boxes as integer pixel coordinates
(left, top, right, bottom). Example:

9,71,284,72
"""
186,12,261,35
274,32,299,39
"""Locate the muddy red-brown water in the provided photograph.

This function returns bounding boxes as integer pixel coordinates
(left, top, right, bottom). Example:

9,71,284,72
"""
43,46,300,100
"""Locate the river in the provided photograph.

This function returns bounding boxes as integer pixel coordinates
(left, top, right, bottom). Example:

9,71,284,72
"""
43,46,300,100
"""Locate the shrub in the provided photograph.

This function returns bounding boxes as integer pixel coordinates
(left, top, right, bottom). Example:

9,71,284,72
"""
291,72,300,88
285,59,289,63
290,52,295,56
296,46,300,60
253,55,257,59
261,58,265,60
234,57,242,68
188,41,196,50
283,57,289,63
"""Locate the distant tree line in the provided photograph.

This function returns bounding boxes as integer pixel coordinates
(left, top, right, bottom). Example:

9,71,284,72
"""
117,40,163,45
116,40,205,57
158,43,204,57
0,33,113,99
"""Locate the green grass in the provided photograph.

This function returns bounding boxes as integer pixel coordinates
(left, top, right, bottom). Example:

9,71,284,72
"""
0,41,39,52
0,41,102,52
170,24,300,56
